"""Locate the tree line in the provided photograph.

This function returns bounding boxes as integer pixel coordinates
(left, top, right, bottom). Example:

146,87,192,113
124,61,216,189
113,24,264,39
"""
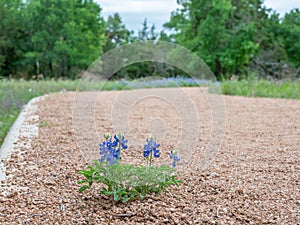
0,0,299,80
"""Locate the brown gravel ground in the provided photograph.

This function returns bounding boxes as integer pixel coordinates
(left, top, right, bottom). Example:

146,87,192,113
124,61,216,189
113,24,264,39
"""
0,87,299,224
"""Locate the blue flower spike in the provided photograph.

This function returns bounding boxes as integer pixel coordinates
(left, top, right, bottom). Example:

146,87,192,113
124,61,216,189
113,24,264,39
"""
99,133,128,165
115,132,128,150
170,150,180,167
99,137,112,163
143,136,160,166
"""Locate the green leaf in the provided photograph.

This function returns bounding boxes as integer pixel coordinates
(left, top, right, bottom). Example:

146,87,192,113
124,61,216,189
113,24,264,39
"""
139,193,145,200
77,180,88,185
100,187,108,194
78,185,90,193
113,192,120,201
122,196,130,203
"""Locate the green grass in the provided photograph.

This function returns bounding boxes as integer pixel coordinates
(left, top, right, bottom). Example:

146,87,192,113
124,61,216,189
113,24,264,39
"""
213,79,300,99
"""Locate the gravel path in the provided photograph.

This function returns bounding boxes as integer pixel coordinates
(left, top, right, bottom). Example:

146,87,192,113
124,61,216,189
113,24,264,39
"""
0,87,299,224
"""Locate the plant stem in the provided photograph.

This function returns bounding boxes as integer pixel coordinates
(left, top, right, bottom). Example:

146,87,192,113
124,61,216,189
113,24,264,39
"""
118,141,121,160
149,151,152,167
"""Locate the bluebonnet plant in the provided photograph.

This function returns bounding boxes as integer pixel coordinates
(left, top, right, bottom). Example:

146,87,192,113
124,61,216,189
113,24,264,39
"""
143,137,160,166
99,133,128,165
170,150,180,167
78,133,182,202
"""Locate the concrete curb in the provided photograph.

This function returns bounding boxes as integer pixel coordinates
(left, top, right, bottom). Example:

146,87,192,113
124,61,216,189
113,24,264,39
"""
0,96,44,181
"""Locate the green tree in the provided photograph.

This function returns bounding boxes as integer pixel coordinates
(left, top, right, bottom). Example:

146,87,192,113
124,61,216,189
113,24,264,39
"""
164,0,274,78
0,0,25,76
281,9,300,68
21,0,106,79
251,11,290,79
138,19,159,41
103,13,133,52
108,19,176,80
126,19,171,79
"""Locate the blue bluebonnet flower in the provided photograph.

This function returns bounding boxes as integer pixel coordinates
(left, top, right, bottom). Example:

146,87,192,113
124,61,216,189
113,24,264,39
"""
170,150,180,167
99,138,113,163
99,133,128,165
114,133,128,149
143,137,160,158
117,77,214,90
106,152,118,165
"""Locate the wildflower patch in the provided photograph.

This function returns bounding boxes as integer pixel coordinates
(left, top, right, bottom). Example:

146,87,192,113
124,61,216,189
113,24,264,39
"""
78,133,182,203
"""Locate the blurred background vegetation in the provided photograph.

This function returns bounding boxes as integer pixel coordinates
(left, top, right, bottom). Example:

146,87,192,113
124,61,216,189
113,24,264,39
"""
0,0,299,80
0,0,300,145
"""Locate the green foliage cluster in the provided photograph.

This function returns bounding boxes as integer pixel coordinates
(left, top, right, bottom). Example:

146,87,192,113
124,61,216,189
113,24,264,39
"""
164,0,300,79
1,0,299,80
78,161,182,203
0,0,105,79
212,78,300,99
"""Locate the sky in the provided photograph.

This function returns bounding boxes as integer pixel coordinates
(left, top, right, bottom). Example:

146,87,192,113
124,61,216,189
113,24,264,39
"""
96,0,300,32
